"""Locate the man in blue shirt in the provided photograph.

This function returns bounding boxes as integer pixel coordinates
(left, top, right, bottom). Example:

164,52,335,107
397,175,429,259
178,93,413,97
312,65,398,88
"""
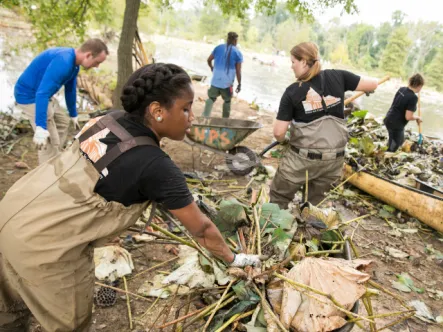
203,32,243,118
14,38,108,164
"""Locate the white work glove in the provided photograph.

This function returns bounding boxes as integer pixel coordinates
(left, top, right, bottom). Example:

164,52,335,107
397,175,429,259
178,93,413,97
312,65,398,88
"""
229,253,262,268
71,116,80,130
33,126,50,149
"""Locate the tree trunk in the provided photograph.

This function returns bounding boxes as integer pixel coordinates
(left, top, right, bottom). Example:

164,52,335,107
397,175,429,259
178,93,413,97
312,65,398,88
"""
112,0,141,108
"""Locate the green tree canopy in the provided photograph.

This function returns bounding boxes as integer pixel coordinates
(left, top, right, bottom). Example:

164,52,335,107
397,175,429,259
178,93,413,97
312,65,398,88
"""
381,27,411,77
425,47,443,91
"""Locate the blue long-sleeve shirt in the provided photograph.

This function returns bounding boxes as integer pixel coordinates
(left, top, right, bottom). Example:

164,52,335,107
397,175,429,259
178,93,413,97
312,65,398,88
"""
14,47,79,129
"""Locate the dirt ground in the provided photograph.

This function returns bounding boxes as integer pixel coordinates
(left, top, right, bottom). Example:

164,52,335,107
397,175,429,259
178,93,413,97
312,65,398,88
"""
1,82,442,332
1,8,442,332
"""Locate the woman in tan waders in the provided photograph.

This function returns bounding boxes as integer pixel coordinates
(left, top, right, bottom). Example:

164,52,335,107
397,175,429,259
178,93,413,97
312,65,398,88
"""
270,42,378,208
0,63,261,332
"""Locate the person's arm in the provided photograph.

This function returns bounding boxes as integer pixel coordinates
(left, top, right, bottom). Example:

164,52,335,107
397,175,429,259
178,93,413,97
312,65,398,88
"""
274,120,290,142
207,54,214,72
235,62,242,86
170,203,234,263
355,77,378,92
64,71,78,118
405,94,421,123
274,89,294,142
340,70,378,93
141,155,260,266
34,56,72,129
405,110,422,122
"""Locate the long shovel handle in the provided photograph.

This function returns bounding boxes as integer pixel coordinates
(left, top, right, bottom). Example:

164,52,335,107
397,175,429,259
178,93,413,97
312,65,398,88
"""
344,75,390,106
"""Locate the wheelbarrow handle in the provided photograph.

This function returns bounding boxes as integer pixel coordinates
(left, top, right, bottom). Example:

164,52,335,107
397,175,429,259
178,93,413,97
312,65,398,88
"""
259,141,281,157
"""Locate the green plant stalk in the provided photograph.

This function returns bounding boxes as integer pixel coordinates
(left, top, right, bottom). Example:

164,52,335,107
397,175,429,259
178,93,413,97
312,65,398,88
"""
320,240,345,244
161,212,216,266
346,237,360,258
151,224,197,249
139,291,165,320
123,276,133,330
362,297,376,332
252,283,289,332
156,306,205,329
306,249,342,256
202,279,236,332
183,293,236,329
348,309,415,322
253,206,262,255
366,280,412,310
131,256,179,279
376,312,415,331
214,309,255,332
324,243,338,258
341,213,375,226
95,282,152,302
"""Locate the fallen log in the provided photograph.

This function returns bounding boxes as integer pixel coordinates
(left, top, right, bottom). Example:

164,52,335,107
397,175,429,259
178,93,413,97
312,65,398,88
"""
343,164,443,232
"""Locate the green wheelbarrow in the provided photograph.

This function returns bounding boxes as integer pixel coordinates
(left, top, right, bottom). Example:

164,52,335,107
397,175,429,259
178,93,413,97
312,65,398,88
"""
185,117,277,175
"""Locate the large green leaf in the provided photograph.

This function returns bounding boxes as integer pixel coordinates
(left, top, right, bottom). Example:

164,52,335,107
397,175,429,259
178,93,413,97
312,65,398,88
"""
359,136,375,156
395,273,424,293
211,300,259,330
260,203,295,230
214,199,248,236
351,110,368,119
233,281,260,302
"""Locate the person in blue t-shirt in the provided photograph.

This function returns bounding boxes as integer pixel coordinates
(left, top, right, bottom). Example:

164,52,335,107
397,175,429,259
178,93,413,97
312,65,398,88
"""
203,32,243,118
14,38,108,164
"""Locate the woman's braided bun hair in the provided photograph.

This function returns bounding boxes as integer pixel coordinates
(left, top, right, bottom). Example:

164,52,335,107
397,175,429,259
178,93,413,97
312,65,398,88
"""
121,63,191,119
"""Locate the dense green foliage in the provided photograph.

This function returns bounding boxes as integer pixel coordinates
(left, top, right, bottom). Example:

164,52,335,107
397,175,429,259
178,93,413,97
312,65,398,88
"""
3,0,443,91
3,0,111,51
137,4,442,89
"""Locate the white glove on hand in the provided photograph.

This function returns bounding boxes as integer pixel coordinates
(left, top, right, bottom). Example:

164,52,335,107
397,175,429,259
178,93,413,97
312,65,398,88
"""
229,253,261,267
33,126,50,149
71,116,80,130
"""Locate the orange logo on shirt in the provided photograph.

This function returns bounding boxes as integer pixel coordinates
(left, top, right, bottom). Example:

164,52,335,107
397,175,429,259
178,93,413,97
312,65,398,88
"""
302,88,341,114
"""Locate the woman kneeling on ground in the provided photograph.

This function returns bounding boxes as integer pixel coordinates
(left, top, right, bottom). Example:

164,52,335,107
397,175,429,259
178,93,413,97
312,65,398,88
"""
270,42,378,208
0,63,260,332
383,73,424,152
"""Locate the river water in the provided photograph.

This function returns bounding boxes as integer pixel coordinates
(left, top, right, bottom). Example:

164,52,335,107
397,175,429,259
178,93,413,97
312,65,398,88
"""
152,36,443,139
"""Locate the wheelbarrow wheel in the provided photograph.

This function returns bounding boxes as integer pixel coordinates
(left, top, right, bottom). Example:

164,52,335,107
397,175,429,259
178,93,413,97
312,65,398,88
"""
226,146,259,176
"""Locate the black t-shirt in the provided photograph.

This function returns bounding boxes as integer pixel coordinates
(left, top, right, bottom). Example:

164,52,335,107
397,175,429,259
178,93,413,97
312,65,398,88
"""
277,69,361,123
384,87,418,129
93,114,193,209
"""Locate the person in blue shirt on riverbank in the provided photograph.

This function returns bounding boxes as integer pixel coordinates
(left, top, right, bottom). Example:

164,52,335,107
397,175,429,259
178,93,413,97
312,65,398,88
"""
14,38,108,164
203,32,243,118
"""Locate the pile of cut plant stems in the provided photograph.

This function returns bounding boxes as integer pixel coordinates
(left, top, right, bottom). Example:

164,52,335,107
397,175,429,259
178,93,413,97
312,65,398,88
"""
345,109,443,192
116,177,418,332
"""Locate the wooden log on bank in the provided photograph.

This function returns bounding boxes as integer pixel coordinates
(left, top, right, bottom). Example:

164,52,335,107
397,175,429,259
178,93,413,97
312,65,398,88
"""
343,164,443,232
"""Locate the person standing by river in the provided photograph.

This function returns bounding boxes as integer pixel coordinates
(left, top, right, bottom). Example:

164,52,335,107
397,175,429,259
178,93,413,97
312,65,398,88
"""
270,42,378,207
383,74,424,152
14,38,108,164
202,32,243,118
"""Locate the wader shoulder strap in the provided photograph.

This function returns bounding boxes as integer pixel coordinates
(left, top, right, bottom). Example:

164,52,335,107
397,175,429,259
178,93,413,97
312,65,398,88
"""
308,71,329,114
78,110,132,143
77,110,159,173
93,136,158,173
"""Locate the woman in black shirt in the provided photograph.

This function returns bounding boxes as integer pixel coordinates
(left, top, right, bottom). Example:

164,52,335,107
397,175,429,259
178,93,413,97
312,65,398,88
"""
383,74,424,152
270,42,377,208
0,64,260,332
